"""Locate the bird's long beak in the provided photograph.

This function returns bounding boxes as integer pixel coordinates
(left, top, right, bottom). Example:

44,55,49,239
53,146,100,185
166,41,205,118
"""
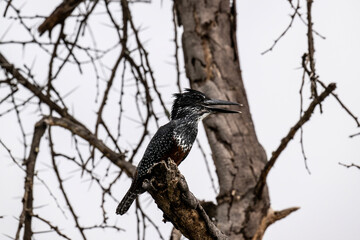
203,99,241,113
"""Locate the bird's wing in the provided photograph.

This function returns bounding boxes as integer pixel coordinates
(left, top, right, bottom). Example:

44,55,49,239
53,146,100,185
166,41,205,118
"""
136,122,176,179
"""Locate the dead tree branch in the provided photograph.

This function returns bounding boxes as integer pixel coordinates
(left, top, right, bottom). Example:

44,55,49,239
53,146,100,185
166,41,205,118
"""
262,0,300,55
350,132,360,138
38,0,85,36
0,53,136,175
16,120,47,240
306,0,319,102
143,158,228,240
42,116,136,177
339,162,360,170
316,79,360,127
0,52,79,125
255,83,337,197
252,207,300,240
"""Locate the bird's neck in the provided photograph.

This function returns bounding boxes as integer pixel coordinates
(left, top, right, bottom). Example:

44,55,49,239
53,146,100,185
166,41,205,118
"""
172,114,200,151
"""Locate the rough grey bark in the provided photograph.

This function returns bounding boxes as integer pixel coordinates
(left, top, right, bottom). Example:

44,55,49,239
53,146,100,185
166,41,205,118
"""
175,0,270,239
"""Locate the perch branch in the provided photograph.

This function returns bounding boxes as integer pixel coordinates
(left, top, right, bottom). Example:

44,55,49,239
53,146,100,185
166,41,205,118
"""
143,158,228,240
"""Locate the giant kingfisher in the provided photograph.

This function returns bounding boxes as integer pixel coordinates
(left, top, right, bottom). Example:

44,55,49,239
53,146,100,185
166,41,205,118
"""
116,88,240,215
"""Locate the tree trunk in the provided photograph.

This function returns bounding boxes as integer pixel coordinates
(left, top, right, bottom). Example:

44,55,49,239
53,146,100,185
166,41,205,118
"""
175,0,270,239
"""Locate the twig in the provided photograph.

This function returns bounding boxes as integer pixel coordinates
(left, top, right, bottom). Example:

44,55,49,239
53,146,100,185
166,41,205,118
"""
299,67,311,174
317,79,360,127
42,116,135,177
172,1,182,92
32,214,72,240
349,132,360,138
0,138,24,170
196,139,217,194
261,0,300,55
287,0,326,40
49,131,87,240
339,162,360,170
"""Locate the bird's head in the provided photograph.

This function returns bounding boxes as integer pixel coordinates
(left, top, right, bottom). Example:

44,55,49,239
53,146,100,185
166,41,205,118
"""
171,89,240,120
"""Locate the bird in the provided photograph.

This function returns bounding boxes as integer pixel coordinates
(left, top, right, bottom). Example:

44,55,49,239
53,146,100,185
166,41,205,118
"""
116,88,240,215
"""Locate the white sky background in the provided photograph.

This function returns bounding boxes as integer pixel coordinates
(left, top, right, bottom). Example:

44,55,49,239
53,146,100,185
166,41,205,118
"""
0,0,360,240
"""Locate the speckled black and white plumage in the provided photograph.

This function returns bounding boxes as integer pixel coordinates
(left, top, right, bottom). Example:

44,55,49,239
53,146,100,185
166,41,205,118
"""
116,89,239,215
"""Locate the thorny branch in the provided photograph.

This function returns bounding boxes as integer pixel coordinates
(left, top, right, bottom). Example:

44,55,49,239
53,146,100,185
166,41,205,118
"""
0,0,172,239
305,0,320,103
299,0,359,172
38,0,85,36
263,0,359,174
17,120,47,240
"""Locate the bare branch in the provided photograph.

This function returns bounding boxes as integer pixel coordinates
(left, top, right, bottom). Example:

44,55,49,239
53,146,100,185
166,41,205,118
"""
316,79,360,127
38,0,85,36
33,214,72,240
42,116,135,177
339,162,360,170
262,0,300,55
172,1,182,92
17,120,47,240
0,53,136,175
252,207,300,240
48,127,87,240
350,132,360,138
0,52,79,125
255,83,337,197
306,0,320,103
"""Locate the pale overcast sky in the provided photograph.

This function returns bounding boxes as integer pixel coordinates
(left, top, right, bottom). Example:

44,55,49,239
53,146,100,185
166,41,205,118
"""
1,1,360,239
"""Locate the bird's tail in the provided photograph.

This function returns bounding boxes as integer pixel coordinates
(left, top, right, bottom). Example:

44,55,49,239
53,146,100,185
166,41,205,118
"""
116,188,138,215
